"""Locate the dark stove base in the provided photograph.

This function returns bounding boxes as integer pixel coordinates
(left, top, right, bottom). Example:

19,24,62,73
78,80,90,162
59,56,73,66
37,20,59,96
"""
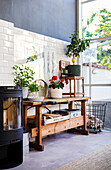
0,140,23,169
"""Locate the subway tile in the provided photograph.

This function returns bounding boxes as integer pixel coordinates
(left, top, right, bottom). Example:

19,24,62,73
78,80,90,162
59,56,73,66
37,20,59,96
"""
8,35,14,42
0,20,9,27
0,47,8,53
4,54,14,61
8,48,14,55
4,41,14,48
0,27,3,33
0,34,8,40
4,28,13,35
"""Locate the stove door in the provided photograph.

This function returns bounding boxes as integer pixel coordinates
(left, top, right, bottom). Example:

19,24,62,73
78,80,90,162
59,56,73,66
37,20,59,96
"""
3,97,22,131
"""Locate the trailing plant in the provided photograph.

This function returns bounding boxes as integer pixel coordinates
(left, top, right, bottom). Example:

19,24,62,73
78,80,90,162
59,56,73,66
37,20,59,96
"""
65,31,90,64
28,82,40,93
49,76,68,89
13,65,35,87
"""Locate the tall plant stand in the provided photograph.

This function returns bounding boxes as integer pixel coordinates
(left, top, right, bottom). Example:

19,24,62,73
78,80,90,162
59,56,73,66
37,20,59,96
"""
62,76,85,97
59,60,85,97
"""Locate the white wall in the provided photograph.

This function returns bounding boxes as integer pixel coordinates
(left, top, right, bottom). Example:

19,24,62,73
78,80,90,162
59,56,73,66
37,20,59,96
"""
0,19,72,86
0,20,14,85
14,27,71,83
83,66,111,100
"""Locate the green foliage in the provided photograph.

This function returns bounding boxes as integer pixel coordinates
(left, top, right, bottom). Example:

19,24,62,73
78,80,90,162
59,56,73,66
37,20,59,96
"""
82,8,111,38
13,65,35,87
97,56,111,67
65,31,90,59
82,8,111,67
28,82,40,92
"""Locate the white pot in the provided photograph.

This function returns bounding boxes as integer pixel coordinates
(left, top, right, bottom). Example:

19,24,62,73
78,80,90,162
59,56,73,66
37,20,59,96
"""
23,87,28,99
50,88,62,98
28,92,38,97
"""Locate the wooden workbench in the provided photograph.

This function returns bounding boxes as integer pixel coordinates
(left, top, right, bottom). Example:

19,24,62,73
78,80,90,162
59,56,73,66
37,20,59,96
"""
23,97,90,151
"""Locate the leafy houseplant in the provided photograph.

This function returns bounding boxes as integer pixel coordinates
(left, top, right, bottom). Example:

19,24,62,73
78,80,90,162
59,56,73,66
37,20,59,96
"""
49,76,68,98
65,31,90,76
28,82,40,97
28,83,40,93
13,65,35,98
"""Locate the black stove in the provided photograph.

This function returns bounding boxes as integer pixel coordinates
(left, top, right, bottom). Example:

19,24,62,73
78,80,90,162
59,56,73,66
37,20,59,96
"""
0,86,23,169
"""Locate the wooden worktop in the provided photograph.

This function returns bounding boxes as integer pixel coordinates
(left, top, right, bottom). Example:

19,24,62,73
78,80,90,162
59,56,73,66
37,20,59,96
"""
23,96,91,106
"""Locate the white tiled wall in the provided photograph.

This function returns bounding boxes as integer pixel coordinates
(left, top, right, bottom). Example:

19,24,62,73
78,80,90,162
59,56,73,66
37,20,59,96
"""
0,20,14,85
0,19,71,86
14,27,70,82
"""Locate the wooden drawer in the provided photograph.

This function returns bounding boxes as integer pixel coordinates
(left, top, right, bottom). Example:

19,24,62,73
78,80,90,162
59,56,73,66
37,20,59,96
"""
42,116,84,137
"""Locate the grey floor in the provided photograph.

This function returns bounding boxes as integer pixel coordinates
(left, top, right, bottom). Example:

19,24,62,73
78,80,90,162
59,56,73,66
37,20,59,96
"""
11,130,111,170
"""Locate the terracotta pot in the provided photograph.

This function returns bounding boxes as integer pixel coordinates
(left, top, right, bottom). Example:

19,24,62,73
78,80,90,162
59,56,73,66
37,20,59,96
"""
50,88,62,98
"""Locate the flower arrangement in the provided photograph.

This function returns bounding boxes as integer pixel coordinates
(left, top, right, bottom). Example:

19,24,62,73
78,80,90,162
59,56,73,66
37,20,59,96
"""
49,76,68,89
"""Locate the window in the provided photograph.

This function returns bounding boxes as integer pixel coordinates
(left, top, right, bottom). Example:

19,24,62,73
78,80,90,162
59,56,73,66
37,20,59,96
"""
81,0,111,100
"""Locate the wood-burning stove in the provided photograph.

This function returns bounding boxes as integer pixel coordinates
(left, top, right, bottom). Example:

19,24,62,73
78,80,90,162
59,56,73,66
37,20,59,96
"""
0,86,23,169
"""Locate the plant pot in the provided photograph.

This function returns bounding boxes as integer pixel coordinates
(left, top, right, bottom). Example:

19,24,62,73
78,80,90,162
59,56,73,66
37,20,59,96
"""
66,65,81,76
28,92,38,98
22,87,28,99
50,88,62,98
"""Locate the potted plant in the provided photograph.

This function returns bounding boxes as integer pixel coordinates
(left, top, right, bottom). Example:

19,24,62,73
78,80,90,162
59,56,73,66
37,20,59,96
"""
65,31,90,76
49,76,68,98
13,65,35,98
28,82,40,97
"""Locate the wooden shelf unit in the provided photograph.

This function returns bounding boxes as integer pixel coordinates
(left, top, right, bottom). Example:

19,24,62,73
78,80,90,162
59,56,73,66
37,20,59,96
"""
23,97,90,151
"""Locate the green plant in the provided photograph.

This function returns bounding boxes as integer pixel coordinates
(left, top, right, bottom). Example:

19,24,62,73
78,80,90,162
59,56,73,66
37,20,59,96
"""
49,76,68,89
28,82,40,93
65,31,90,64
13,65,35,87
82,8,111,67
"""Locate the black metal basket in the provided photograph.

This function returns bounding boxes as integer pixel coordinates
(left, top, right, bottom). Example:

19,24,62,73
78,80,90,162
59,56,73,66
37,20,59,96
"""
74,102,107,133
86,103,106,133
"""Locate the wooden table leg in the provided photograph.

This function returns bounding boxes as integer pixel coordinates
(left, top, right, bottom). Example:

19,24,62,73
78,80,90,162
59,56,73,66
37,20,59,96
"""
81,100,89,135
67,101,74,133
23,105,27,130
68,101,73,109
67,100,89,135
74,78,76,97
30,106,44,151
82,78,85,97
70,79,71,97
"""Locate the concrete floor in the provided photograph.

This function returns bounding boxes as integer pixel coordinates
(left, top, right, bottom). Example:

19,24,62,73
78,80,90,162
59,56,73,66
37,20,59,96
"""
11,130,111,170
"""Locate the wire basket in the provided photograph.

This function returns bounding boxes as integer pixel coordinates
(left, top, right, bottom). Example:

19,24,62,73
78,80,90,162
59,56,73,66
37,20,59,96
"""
74,102,107,133
86,103,106,133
